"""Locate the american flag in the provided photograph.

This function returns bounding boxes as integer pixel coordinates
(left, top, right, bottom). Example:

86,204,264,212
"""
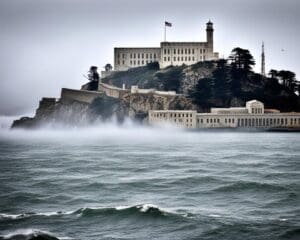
165,21,172,27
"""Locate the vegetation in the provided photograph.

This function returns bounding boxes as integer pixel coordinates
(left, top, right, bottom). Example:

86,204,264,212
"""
189,47,300,111
101,48,299,112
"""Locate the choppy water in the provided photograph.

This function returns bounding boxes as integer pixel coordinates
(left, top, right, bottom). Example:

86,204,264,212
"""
0,123,299,240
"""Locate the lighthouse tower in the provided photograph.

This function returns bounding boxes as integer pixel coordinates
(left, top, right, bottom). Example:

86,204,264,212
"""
206,20,214,51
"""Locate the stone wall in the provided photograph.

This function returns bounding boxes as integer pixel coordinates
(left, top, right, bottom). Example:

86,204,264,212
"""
98,83,130,98
60,88,103,104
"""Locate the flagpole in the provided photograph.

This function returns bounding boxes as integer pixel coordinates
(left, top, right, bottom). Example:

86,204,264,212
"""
164,22,166,42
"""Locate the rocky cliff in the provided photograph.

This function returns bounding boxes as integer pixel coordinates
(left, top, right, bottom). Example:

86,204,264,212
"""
11,88,195,128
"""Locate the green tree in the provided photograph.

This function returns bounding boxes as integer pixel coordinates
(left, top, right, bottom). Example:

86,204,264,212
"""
189,77,213,108
277,70,296,90
229,47,255,72
268,69,278,79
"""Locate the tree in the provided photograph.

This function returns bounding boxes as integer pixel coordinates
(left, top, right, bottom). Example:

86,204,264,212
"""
268,69,278,79
189,77,213,108
88,66,100,82
104,63,113,72
229,47,255,72
212,59,231,98
277,70,296,90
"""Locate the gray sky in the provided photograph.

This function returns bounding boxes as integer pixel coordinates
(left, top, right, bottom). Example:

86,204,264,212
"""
0,0,299,115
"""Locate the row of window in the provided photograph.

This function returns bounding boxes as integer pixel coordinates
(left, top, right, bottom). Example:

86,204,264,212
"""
117,53,158,59
152,113,193,118
252,108,263,114
238,118,300,127
163,48,206,55
130,60,154,66
196,117,300,126
163,56,203,62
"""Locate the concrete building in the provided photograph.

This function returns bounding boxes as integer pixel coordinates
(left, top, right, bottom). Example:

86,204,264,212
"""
149,100,300,129
114,21,219,71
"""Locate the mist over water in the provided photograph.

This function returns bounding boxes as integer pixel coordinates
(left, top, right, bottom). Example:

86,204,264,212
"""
0,120,299,239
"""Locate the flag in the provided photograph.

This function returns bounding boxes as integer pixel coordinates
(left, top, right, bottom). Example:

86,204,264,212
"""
165,21,172,27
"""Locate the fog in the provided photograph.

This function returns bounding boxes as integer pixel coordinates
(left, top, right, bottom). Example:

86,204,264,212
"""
0,0,300,116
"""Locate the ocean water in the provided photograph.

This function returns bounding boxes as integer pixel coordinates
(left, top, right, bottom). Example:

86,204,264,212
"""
0,123,299,240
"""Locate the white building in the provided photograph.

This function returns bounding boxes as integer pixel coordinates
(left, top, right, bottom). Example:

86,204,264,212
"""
114,21,219,71
149,100,300,130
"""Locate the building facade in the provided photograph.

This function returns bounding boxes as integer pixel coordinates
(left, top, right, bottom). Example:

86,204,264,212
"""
149,100,300,129
114,21,219,71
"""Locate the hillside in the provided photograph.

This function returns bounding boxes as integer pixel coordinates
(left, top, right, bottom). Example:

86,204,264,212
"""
102,51,300,112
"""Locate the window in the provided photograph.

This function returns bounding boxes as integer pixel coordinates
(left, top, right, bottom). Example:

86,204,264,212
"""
138,53,140,58
201,119,203,123
142,60,144,64
122,53,125,58
168,57,170,61
146,53,148,59
130,60,132,65
185,49,187,54
130,53,132,58
188,56,191,61
174,49,176,54
178,49,180,54
181,49,183,54
192,49,195,54
188,49,191,54
210,119,213,123
122,60,125,64
206,119,209,123
117,60,120,65
138,60,140,65
164,57,167,61
168,49,170,54
200,49,202,54
134,53,136,58
225,119,227,123
154,54,156,59
178,57,180,61
150,54,152,58
142,53,144,58
164,49,167,54
192,57,195,61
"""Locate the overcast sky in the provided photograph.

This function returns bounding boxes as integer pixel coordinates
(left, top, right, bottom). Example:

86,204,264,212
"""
0,0,299,115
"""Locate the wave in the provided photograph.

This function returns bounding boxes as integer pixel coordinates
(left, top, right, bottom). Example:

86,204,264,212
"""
0,204,187,222
73,204,181,219
0,211,73,220
280,228,300,239
0,229,63,240
212,181,288,193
